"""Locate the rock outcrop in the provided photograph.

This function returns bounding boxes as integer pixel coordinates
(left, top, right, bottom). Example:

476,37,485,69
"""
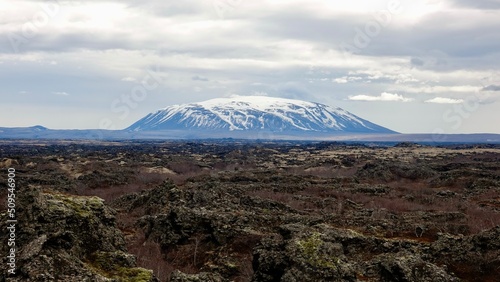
114,180,500,281
0,185,157,281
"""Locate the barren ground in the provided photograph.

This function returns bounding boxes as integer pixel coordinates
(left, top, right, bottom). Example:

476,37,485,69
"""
1,140,499,281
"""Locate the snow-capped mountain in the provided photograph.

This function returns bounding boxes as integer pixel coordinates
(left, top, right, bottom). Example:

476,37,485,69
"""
127,96,396,134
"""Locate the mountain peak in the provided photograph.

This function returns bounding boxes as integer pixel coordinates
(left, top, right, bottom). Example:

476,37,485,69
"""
31,125,48,131
127,96,397,135
193,95,320,110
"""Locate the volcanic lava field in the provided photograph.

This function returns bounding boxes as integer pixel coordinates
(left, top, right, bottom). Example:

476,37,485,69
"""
1,140,500,281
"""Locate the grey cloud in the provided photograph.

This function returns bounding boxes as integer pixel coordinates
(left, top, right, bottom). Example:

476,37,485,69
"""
410,57,425,66
482,85,500,91
30,0,209,16
248,9,370,47
2,0,500,133
192,75,209,81
273,82,315,101
372,17,498,57
5,1,499,74
353,12,500,71
451,0,500,10
1,32,143,54
122,1,210,17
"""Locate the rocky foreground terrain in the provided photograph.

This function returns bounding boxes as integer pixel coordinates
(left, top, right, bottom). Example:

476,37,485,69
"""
1,140,499,281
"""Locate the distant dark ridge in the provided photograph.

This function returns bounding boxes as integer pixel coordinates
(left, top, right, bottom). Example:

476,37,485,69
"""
0,126,499,144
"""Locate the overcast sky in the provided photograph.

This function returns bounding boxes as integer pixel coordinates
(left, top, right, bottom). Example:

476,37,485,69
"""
1,0,499,133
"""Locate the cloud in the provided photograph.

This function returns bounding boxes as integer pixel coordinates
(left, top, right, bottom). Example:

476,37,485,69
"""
275,82,314,101
192,75,209,81
251,91,269,96
397,84,480,94
348,92,413,102
338,71,419,84
52,91,69,96
333,76,362,84
1,0,499,133
424,97,464,104
121,77,136,82
451,0,500,10
410,57,424,66
482,85,500,91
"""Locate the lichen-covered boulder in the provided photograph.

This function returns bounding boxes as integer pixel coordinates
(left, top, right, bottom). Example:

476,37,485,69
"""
169,270,226,282
0,185,157,281
252,224,357,282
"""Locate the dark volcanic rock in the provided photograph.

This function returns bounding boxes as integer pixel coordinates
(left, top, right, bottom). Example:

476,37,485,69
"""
111,179,500,282
3,141,499,281
252,223,464,282
376,252,459,282
169,270,225,282
428,227,500,281
357,161,437,181
252,225,357,282
0,185,157,281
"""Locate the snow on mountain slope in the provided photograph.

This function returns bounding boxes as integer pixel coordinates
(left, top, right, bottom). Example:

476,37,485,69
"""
127,96,396,134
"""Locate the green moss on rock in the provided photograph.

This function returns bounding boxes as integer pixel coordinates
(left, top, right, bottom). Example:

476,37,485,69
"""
87,251,153,282
47,193,104,218
296,232,338,270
